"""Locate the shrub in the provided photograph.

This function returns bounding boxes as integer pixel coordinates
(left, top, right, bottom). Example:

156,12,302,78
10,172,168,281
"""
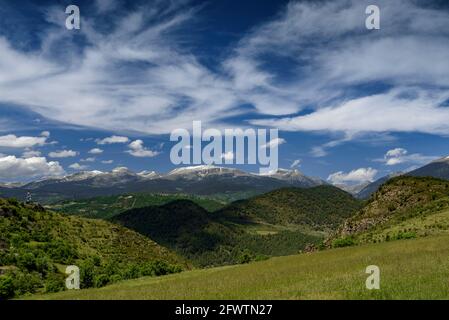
0,275,15,300
45,274,65,293
11,271,41,296
332,237,356,248
94,274,110,288
237,250,253,264
79,260,95,289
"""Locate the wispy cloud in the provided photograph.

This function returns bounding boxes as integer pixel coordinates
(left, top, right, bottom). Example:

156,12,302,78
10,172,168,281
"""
290,159,301,168
0,0,447,142
260,138,286,150
48,150,78,158
376,148,438,166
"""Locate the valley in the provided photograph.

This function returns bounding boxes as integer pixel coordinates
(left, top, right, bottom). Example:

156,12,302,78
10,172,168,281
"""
3,161,449,300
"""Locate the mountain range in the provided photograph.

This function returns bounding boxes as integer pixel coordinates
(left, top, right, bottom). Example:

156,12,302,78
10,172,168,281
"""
0,166,326,203
2,155,449,203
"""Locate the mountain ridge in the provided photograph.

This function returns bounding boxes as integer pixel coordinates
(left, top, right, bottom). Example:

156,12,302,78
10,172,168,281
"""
0,166,326,203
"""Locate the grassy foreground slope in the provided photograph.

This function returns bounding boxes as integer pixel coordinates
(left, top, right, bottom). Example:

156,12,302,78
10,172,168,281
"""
33,234,449,300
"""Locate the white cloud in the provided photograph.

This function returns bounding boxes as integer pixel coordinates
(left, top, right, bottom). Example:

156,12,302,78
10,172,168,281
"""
40,131,50,137
252,89,449,135
69,163,88,170
101,160,114,164
310,146,328,158
48,150,78,158
379,148,438,166
127,140,160,158
0,134,47,148
260,138,286,150
328,167,378,185
88,148,104,155
0,0,447,139
290,159,301,168
221,151,234,161
22,150,42,158
0,155,64,180
80,157,96,162
96,135,129,145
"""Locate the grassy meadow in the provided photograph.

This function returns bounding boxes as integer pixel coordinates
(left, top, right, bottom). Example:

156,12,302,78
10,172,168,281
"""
29,234,449,300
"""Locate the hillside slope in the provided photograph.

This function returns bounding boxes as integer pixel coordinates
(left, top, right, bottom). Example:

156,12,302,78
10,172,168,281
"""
330,176,449,247
0,199,186,299
217,186,362,230
31,234,449,300
47,193,226,220
112,187,361,267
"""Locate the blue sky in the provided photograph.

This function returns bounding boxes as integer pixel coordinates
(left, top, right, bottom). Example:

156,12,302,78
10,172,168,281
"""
0,0,449,184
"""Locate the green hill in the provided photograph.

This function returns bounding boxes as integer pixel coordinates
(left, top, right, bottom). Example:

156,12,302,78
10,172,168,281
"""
29,234,449,300
217,186,362,230
112,187,361,267
46,193,227,220
329,176,449,247
0,198,187,299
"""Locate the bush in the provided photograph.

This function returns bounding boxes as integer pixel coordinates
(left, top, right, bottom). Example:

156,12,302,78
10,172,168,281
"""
237,251,253,264
0,275,15,300
79,260,95,289
122,264,140,280
332,237,356,248
94,274,110,288
45,274,65,293
11,271,41,296
45,240,77,264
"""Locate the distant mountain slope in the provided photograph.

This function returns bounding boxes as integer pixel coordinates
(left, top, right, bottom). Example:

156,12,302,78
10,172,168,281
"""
0,198,186,299
356,157,449,199
408,157,449,180
112,186,360,266
217,186,362,230
329,176,449,247
260,168,326,187
0,166,325,204
47,193,227,220
356,173,402,199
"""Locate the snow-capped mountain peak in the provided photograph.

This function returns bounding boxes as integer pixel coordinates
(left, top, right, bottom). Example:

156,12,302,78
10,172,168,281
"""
63,170,104,182
260,168,325,187
165,165,250,180
137,170,159,179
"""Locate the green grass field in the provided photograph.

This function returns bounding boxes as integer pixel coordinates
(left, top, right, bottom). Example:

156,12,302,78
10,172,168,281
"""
29,234,449,300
